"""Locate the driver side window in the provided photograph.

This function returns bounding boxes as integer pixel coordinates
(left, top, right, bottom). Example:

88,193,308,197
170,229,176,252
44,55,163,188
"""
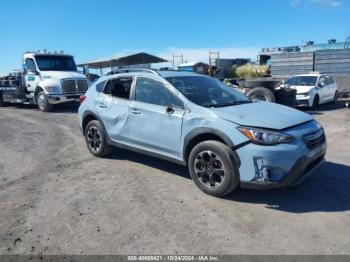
26,59,37,72
135,77,183,108
318,76,326,87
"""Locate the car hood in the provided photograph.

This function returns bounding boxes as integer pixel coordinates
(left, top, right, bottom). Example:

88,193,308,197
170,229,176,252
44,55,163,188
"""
289,85,315,94
41,71,87,80
211,102,313,130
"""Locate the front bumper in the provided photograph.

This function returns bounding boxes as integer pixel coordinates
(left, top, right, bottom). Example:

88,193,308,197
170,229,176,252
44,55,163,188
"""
295,94,311,107
237,120,327,189
47,93,84,105
240,147,326,189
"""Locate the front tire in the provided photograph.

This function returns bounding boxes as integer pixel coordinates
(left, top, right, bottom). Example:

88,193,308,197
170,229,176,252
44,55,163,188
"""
188,140,239,197
85,120,111,157
37,91,53,112
312,94,319,108
332,91,339,104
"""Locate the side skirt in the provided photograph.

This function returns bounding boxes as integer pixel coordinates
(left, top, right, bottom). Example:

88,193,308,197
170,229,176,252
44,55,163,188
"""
107,138,187,166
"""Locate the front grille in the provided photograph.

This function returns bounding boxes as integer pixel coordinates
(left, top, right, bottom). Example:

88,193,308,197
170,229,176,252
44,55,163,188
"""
77,79,88,92
61,79,88,94
303,129,326,150
62,79,76,94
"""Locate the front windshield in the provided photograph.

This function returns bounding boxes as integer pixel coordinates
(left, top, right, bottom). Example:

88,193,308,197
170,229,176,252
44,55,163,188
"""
35,55,77,71
285,76,317,86
166,76,251,108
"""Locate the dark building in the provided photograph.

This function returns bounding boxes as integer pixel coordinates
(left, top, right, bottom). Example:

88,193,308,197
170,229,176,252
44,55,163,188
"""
215,58,250,78
178,62,209,74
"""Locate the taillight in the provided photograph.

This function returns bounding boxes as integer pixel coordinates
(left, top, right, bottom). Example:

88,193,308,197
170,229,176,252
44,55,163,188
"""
79,95,87,104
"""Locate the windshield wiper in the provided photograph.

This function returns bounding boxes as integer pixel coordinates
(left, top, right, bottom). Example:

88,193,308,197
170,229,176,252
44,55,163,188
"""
213,101,251,108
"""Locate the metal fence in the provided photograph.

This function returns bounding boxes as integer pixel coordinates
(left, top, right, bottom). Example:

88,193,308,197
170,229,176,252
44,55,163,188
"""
270,49,350,95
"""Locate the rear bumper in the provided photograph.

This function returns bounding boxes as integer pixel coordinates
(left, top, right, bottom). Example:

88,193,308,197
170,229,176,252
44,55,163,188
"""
47,93,84,105
240,145,326,189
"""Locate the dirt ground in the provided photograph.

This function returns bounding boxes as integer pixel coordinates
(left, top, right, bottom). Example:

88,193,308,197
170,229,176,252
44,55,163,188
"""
0,101,349,255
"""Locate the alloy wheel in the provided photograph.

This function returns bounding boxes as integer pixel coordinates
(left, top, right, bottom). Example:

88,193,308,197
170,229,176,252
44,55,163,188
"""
87,126,102,153
194,151,225,188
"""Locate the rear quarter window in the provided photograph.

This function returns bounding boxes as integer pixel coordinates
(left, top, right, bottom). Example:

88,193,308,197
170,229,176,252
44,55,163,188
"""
96,81,106,92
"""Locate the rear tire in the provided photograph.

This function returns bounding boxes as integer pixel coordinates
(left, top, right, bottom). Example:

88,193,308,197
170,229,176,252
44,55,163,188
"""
188,140,239,197
36,91,53,112
247,87,275,103
85,120,111,157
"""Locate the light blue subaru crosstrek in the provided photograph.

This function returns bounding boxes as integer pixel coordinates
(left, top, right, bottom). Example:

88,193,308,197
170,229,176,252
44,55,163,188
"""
78,70,327,197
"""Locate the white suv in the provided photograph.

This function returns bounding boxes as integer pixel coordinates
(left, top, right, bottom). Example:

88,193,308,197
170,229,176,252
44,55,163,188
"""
283,73,338,108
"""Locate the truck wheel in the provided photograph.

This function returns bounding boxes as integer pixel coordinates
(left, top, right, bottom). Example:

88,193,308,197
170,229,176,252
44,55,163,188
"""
0,92,4,107
85,120,111,157
37,91,53,112
247,87,275,102
188,140,239,197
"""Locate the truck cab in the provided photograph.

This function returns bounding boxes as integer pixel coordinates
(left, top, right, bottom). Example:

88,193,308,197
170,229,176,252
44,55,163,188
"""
0,51,89,112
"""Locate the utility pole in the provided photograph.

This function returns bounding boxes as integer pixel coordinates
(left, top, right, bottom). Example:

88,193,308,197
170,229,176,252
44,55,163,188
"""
172,54,184,69
345,36,350,49
209,50,220,66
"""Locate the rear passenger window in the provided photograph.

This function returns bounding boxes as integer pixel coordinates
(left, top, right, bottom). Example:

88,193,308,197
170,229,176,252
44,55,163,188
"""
96,81,106,92
104,77,132,99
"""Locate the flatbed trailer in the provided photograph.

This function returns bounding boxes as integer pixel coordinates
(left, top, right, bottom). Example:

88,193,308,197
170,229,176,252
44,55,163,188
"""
226,78,297,107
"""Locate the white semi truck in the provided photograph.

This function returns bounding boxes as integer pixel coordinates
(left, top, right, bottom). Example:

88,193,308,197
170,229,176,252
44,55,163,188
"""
0,51,89,112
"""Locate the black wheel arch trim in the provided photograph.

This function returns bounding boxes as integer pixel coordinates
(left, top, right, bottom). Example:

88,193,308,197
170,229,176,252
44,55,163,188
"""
82,110,109,137
183,127,242,167
34,86,44,103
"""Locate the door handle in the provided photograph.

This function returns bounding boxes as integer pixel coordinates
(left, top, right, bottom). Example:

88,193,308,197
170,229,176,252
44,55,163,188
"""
97,103,107,108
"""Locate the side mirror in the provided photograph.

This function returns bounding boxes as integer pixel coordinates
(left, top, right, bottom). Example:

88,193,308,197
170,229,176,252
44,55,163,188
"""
166,105,174,114
318,82,325,88
22,64,27,74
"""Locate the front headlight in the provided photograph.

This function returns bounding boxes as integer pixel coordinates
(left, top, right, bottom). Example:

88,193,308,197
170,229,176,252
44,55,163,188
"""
45,85,60,93
237,126,294,145
298,92,309,97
